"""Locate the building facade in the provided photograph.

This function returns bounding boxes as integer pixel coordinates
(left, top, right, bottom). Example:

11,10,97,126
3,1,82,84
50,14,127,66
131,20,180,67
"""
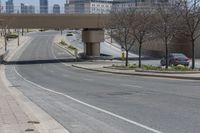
6,0,14,13
65,0,69,13
21,3,35,14
112,0,177,11
40,0,48,14
69,0,113,14
53,4,60,14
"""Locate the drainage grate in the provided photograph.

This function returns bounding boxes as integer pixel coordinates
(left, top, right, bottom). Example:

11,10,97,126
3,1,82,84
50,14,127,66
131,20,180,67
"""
107,92,132,96
25,129,35,132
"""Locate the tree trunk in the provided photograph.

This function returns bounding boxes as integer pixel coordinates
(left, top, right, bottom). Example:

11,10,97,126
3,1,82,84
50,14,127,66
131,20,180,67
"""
110,29,113,43
4,34,7,51
22,28,24,36
139,44,142,68
165,39,169,69
125,50,129,67
192,40,195,69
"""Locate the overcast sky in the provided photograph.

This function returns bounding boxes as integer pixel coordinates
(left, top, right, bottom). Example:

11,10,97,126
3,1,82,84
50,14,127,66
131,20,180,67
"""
1,0,66,7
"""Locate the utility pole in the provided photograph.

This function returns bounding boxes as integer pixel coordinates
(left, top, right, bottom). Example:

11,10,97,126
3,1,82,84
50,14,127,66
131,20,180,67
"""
111,29,113,43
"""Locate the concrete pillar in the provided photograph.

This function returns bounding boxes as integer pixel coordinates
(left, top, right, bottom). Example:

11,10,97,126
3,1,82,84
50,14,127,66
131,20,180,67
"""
85,42,100,56
82,29,104,57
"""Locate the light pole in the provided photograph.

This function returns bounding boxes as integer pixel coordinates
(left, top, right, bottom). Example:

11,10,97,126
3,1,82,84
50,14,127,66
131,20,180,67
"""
17,29,20,46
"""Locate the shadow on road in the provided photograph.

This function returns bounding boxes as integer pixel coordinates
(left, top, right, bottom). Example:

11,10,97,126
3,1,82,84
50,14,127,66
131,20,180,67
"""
3,58,77,65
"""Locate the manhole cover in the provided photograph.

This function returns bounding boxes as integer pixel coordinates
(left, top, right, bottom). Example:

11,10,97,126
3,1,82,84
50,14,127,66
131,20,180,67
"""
27,121,40,124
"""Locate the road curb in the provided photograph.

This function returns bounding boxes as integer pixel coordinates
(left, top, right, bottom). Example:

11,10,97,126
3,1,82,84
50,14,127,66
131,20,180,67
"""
72,64,200,80
56,42,75,57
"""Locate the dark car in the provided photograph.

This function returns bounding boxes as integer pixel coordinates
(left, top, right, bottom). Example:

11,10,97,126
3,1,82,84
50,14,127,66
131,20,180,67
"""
66,33,73,36
160,53,190,66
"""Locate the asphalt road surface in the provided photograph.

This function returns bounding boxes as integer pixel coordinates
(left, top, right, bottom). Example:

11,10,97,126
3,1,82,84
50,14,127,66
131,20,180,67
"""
5,31,200,133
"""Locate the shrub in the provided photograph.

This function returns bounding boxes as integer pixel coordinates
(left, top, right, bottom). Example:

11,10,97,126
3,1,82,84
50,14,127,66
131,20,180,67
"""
60,40,67,46
129,64,138,69
68,45,77,50
141,65,161,70
174,65,189,71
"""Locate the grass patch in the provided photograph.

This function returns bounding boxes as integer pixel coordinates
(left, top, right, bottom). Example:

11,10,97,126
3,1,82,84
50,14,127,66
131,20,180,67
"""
59,40,77,51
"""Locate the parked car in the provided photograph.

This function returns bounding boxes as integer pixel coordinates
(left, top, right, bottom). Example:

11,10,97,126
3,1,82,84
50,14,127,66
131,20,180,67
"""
160,53,190,66
66,33,73,36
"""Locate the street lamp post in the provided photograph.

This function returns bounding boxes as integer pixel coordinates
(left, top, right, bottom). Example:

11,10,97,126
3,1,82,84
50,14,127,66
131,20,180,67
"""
17,29,20,46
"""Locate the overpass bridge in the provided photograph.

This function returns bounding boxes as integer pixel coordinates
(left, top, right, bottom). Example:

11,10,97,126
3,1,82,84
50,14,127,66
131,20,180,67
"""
0,14,111,57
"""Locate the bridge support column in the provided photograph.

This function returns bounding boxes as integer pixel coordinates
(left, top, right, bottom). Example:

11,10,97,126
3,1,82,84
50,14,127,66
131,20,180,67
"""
82,29,104,57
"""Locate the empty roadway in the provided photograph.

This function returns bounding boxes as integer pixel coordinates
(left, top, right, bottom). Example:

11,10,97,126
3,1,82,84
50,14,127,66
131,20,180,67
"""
5,31,200,133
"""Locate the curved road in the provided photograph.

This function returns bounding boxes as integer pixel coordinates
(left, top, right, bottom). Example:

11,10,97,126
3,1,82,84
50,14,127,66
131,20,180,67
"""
5,31,200,133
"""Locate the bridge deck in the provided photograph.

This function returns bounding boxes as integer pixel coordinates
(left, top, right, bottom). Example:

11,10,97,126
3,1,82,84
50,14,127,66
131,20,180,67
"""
0,14,110,29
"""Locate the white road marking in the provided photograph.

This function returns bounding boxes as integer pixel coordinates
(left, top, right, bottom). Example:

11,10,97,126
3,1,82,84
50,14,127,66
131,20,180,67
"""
83,78,94,81
14,67,163,133
121,84,143,88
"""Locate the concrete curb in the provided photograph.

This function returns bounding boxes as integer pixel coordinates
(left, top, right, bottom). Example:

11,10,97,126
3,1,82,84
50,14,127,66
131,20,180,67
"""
56,42,75,56
1,35,70,133
72,64,200,80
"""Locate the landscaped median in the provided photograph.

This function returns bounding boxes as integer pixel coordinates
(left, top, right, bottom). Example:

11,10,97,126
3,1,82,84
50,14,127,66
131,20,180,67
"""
107,64,200,74
56,40,78,57
72,63,200,80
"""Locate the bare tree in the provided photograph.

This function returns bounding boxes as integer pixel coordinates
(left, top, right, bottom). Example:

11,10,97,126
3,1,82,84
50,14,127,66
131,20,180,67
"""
110,8,136,66
152,4,180,69
177,0,200,69
131,9,153,68
0,19,8,51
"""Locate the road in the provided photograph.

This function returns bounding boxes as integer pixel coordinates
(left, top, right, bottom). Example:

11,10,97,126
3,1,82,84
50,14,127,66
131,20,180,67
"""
5,31,200,133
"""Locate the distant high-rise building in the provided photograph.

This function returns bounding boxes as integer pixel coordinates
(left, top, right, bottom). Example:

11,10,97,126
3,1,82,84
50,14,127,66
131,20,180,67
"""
53,4,60,14
65,0,69,13
21,3,35,14
29,5,35,14
21,3,28,13
6,0,14,13
0,0,1,13
40,0,48,13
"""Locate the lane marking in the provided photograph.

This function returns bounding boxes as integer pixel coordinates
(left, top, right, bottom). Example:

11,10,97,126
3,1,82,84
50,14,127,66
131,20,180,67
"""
83,78,94,82
121,84,143,89
14,67,163,133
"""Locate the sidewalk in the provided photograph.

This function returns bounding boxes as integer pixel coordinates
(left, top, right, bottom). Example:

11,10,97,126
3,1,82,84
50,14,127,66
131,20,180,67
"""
71,61,200,80
0,72,39,133
0,36,39,133
0,35,69,133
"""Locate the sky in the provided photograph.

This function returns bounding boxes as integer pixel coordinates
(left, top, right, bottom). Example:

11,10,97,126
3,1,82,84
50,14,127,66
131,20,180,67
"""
1,0,66,7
